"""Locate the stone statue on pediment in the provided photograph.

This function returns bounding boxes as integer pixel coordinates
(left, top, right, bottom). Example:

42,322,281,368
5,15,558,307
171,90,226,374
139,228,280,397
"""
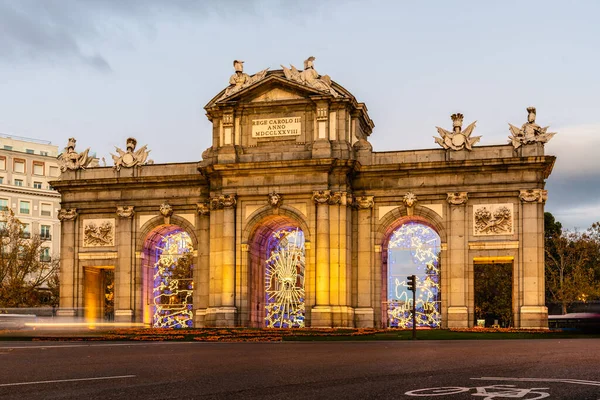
434,113,481,151
281,56,340,97
508,107,556,149
221,60,269,99
57,138,97,172
111,137,150,171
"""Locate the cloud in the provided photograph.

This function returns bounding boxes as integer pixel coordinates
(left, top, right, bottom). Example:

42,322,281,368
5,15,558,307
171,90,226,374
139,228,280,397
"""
545,123,600,177
0,0,326,71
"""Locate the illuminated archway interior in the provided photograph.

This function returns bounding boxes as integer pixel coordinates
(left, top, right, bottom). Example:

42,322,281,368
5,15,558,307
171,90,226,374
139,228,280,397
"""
150,228,194,328
264,227,305,328
387,221,441,328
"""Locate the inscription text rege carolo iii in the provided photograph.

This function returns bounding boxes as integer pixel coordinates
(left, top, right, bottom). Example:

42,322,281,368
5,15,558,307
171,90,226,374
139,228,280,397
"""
252,117,301,137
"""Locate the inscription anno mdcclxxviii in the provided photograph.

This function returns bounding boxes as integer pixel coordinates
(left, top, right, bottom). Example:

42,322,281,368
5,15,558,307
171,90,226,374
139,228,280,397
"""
252,117,301,138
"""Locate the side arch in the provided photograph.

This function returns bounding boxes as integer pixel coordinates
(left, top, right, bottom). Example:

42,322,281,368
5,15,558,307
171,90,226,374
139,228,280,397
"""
242,205,311,245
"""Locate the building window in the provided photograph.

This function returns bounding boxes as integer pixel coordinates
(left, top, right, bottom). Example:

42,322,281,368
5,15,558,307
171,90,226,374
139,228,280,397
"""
13,159,25,174
33,161,44,175
3,146,12,151
40,151,49,156
40,203,52,217
21,223,31,239
19,200,30,215
14,179,23,187
0,198,8,211
26,149,34,154
0,157,5,170
33,181,42,189
40,225,51,240
49,166,59,177
0,177,3,184
40,247,51,262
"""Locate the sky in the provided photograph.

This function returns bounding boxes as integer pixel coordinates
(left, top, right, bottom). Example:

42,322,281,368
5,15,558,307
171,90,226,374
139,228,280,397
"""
0,0,599,230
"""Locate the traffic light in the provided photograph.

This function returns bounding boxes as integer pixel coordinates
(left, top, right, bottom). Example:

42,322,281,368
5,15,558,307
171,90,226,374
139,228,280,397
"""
406,275,416,292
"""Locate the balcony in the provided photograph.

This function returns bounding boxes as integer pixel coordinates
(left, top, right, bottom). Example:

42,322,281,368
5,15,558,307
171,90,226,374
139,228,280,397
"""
40,255,52,262
40,234,52,240
19,232,31,239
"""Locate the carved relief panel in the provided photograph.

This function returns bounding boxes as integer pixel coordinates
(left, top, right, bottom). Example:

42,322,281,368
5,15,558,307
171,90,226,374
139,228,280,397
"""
473,204,514,236
83,218,115,247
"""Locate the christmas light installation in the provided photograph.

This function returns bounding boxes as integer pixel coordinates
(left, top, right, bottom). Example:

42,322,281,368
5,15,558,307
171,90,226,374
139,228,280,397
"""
265,228,305,328
387,222,441,328
152,230,194,328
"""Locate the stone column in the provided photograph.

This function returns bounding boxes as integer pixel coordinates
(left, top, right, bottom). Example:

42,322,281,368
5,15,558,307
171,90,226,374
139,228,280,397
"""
57,208,78,318
446,192,469,328
206,194,237,326
114,206,135,322
311,190,332,326
194,202,210,327
355,196,374,327
328,192,354,327
518,189,548,328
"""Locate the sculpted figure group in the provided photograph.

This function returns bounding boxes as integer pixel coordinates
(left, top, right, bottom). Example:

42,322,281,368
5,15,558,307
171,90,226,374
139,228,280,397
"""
434,107,556,151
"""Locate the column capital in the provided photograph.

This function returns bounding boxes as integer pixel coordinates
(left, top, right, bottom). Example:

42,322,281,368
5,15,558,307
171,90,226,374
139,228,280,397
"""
210,194,237,210
355,195,374,209
519,189,547,203
116,205,135,218
58,208,78,221
196,202,210,216
447,192,468,206
312,190,331,204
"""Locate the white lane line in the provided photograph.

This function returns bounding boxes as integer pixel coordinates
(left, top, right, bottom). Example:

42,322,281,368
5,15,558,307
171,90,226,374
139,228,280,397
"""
472,377,600,387
0,375,136,387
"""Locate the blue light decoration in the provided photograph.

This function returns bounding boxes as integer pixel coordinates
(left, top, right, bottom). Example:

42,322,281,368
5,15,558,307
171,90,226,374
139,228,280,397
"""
387,222,441,328
264,228,305,328
152,230,194,328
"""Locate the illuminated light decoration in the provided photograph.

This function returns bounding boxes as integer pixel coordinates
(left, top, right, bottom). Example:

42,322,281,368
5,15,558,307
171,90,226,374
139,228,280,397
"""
152,230,194,328
387,222,441,328
264,228,305,328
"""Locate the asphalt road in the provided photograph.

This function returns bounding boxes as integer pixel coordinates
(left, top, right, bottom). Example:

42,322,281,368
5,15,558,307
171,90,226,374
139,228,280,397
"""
0,340,599,399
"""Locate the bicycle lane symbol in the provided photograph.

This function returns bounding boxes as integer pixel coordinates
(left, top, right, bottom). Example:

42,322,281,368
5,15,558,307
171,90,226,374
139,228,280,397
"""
405,384,550,399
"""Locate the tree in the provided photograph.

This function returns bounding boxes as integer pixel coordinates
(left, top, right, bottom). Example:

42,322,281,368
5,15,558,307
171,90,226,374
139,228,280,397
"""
0,211,59,308
544,213,600,314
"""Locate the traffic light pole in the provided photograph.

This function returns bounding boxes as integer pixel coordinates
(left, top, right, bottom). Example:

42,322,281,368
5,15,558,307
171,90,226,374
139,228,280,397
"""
407,274,417,340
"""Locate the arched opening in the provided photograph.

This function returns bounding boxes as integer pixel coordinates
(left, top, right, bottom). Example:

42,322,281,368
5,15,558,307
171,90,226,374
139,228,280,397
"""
142,225,194,328
383,220,441,328
248,215,305,328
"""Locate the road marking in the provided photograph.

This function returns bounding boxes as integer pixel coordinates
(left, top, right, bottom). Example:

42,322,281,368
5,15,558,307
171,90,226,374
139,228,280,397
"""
0,375,136,387
472,377,600,387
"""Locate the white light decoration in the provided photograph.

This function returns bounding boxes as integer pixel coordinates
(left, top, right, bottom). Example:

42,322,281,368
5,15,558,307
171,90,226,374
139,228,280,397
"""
265,228,305,328
152,231,194,328
387,222,441,328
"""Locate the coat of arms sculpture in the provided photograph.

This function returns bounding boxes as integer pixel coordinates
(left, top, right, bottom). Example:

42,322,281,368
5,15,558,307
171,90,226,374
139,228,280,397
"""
111,137,151,171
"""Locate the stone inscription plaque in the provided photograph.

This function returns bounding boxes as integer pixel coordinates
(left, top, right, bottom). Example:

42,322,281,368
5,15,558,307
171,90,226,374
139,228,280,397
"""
252,117,301,138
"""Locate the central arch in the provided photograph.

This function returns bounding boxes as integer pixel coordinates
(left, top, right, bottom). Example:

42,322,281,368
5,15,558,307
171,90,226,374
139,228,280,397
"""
247,214,307,328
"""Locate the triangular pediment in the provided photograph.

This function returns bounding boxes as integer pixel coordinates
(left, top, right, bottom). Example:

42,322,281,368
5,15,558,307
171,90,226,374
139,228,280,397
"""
205,72,338,109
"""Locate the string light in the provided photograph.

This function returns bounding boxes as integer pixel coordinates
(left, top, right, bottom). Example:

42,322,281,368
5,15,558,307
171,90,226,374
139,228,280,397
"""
152,231,194,328
265,228,305,328
387,222,441,328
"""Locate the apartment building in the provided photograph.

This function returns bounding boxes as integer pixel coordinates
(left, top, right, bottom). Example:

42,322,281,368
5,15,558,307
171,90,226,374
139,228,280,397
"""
0,134,61,261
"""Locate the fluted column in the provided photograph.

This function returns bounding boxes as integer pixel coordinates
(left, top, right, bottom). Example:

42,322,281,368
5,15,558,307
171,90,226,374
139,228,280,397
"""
194,202,210,327
518,189,548,328
115,206,135,322
446,192,469,328
355,196,374,327
57,208,78,317
310,190,332,327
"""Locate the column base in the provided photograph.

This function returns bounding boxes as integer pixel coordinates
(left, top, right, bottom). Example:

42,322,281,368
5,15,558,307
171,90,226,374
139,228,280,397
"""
204,307,237,327
331,306,355,327
114,309,133,323
447,306,469,328
194,309,207,328
519,306,548,329
354,307,374,328
310,306,332,327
